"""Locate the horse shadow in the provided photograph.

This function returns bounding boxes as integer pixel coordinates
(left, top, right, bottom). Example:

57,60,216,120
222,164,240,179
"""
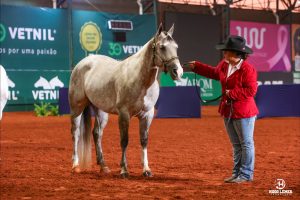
73,170,204,184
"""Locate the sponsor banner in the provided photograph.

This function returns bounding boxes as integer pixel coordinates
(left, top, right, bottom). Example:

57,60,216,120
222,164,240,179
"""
293,72,300,84
257,72,293,86
160,71,294,104
292,24,300,72
6,71,70,105
0,5,69,70
160,72,222,105
231,21,291,72
72,9,155,64
0,5,70,109
1,5,155,110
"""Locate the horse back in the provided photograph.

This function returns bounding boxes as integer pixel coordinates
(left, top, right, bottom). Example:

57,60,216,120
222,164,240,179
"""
69,55,120,114
69,54,159,116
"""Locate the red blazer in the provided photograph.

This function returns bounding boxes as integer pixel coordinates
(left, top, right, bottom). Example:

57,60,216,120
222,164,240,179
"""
193,60,259,119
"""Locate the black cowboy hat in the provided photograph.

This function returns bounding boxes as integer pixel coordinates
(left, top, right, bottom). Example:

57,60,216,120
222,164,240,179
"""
215,35,253,54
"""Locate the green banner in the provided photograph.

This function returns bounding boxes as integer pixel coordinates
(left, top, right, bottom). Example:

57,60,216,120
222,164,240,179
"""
72,9,155,64
6,71,70,104
0,5,69,70
293,72,300,84
160,72,222,105
0,5,155,111
0,5,70,110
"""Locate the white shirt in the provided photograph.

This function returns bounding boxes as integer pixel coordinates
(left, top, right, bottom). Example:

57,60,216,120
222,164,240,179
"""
226,59,244,78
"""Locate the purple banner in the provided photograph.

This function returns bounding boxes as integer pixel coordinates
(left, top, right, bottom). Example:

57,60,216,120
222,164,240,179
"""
230,21,291,72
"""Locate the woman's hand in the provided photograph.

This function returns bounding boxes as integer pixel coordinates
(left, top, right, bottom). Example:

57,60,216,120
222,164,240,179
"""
184,61,196,70
225,90,230,97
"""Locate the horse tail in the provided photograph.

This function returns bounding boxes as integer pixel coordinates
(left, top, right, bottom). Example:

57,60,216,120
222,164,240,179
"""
78,106,92,169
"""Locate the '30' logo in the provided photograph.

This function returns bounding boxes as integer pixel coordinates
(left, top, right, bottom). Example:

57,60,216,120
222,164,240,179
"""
0,24,6,42
108,42,122,56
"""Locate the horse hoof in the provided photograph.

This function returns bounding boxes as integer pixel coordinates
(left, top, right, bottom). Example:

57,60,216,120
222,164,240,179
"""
120,172,129,179
72,166,81,174
143,171,153,177
100,166,111,174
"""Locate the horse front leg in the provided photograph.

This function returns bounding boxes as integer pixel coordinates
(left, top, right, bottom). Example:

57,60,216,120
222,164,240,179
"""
138,107,154,177
118,109,130,178
93,109,111,174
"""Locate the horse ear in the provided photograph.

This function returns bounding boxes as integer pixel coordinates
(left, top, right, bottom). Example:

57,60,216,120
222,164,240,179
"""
167,23,174,37
155,23,163,37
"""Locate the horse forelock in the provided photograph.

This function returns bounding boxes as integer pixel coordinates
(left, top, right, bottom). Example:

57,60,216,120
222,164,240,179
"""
157,31,177,48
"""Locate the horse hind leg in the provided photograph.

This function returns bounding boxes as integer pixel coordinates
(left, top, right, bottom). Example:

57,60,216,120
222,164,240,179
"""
70,102,90,173
138,107,155,177
92,107,111,174
70,112,82,173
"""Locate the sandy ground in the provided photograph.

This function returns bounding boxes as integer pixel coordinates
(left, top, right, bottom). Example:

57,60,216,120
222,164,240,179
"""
0,106,299,199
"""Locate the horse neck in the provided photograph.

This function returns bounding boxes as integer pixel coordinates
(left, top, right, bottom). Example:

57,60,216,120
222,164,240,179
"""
131,38,159,88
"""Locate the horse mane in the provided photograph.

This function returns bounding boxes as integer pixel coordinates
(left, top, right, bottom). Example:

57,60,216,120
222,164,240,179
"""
123,37,155,62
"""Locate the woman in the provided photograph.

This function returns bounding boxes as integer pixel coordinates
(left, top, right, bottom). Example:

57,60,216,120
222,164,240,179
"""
188,35,258,183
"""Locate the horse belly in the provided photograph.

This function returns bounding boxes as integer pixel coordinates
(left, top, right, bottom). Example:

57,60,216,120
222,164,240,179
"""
86,85,118,114
92,98,118,114
83,63,119,114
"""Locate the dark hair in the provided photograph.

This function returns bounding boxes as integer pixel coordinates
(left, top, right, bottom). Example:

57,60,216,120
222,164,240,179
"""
235,51,249,60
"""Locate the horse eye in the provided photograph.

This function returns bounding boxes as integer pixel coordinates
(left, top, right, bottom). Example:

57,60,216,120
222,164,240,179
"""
159,44,166,50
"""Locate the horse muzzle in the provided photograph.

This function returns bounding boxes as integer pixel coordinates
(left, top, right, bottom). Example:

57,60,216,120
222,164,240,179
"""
169,64,183,80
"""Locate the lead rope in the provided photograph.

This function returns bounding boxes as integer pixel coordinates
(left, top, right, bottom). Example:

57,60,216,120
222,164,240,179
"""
225,65,234,127
225,101,233,127
183,63,222,104
183,62,232,126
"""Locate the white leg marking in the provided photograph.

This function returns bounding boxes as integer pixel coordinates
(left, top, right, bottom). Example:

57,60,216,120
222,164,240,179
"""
142,148,150,172
72,114,81,168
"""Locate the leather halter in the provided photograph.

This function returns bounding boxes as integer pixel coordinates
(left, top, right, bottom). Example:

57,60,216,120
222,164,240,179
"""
151,39,179,73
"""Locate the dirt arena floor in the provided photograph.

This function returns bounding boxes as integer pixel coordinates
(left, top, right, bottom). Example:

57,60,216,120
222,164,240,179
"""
0,106,299,199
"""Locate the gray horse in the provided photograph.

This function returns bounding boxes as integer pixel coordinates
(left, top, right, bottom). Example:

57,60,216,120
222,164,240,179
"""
68,24,183,178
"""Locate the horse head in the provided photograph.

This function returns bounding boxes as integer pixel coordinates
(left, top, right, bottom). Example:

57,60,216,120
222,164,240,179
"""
152,23,183,80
